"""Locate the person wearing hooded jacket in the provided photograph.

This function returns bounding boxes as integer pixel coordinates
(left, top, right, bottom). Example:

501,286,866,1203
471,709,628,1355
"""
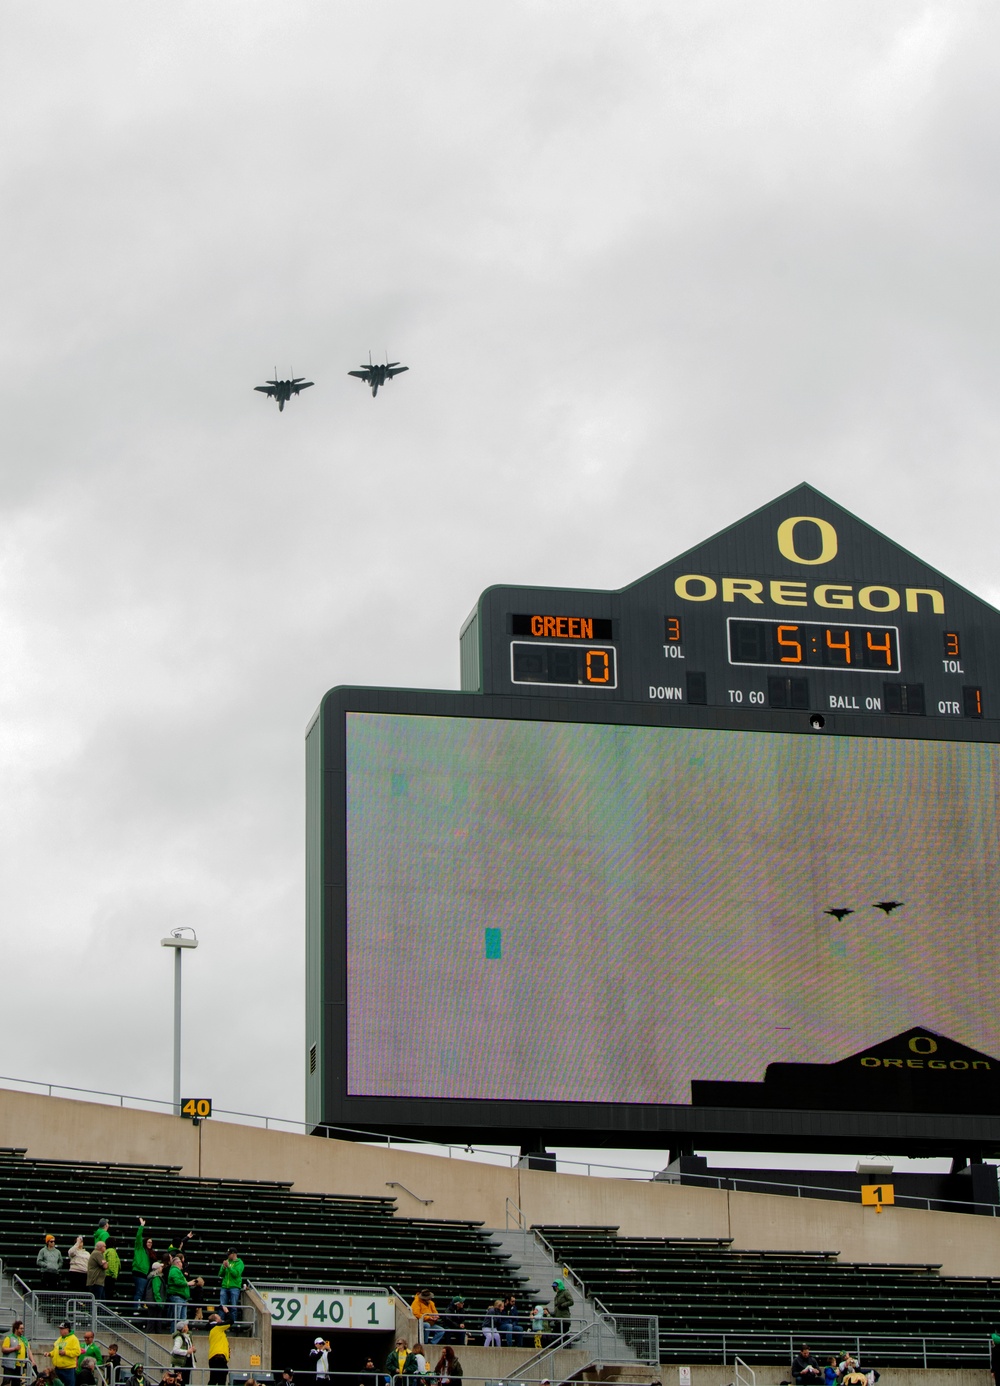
36,1237,62,1291
144,1262,166,1332
550,1280,573,1337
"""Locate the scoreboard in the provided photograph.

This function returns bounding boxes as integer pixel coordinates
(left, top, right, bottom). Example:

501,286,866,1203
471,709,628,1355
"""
461,488,993,722
306,484,1000,1154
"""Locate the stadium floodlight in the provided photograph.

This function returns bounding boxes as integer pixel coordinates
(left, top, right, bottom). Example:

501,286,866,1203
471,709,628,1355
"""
160,928,199,1116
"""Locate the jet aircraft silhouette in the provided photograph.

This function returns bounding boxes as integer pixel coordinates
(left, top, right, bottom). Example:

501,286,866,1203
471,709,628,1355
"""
348,352,408,397
824,908,855,922
873,900,905,915
254,370,314,411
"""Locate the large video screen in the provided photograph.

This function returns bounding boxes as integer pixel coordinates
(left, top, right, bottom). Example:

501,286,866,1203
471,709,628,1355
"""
345,711,1000,1105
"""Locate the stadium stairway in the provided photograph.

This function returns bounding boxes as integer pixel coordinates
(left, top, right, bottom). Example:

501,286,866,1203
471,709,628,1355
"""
533,1225,1000,1368
485,1212,658,1383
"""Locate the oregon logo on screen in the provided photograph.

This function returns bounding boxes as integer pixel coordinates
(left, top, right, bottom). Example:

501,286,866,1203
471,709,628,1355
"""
776,516,838,565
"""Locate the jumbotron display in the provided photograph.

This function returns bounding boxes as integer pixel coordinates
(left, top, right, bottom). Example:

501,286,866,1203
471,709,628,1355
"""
306,483,1000,1150
345,711,1000,1106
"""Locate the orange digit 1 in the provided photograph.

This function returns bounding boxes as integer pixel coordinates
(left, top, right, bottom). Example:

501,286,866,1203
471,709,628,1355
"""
825,628,851,664
585,649,610,683
866,630,894,666
776,625,802,664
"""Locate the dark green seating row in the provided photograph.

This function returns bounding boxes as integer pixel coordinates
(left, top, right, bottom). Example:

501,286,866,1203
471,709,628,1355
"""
534,1224,999,1364
0,1150,534,1311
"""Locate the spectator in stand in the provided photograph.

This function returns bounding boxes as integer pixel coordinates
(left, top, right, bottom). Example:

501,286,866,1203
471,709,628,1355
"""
441,1296,467,1347
86,1242,109,1302
3,1320,35,1385
837,1356,859,1378
991,1335,1000,1386
105,1345,122,1386
160,1370,183,1386
170,1323,195,1385
499,1295,520,1348
145,1262,167,1331
218,1249,244,1325
310,1339,330,1381
93,1220,111,1248
550,1280,574,1337
132,1221,155,1314
481,1301,502,1348
49,1322,81,1386
67,1238,89,1293
530,1305,550,1349
384,1337,410,1384
792,1348,822,1385
824,1358,839,1386
433,1347,462,1384
409,1291,443,1346
76,1332,102,1385
36,1236,63,1291
166,1257,196,1328
166,1234,196,1261
104,1237,121,1303
206,1315,230,1386
173,1256,205,1315
127,1365,147,1386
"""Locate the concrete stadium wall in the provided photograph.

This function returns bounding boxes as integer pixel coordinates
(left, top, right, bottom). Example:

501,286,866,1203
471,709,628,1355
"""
0,1089,997,1279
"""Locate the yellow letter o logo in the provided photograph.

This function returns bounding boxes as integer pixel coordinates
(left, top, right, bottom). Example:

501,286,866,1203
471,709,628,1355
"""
909,1035,937,1054
776,516,838,565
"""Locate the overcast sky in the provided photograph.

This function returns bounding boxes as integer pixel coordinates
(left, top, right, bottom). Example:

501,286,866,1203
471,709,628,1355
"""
2,2,999,1170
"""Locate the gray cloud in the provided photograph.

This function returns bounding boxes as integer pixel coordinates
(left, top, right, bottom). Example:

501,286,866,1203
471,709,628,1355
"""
0,0,998,1134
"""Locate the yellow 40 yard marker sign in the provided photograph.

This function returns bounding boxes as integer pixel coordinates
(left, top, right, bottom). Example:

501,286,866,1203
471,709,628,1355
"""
181,1098,212,1119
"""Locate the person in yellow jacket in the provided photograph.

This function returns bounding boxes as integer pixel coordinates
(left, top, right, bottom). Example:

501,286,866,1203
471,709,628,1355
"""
206,1313,230,1386
49,1322,81,1386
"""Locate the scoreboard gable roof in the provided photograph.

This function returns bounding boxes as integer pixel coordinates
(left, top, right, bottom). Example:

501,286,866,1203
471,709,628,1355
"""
626,481,998,618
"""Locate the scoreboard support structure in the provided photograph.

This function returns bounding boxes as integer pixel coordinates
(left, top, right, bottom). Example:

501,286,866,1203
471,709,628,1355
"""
306,484,1000,1158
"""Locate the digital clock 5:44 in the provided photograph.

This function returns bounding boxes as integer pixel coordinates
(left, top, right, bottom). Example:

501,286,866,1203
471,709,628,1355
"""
728,618,900,672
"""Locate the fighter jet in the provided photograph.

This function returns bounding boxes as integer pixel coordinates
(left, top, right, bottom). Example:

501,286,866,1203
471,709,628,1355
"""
254,370,314,411
873,900,905,915
348,352,408,397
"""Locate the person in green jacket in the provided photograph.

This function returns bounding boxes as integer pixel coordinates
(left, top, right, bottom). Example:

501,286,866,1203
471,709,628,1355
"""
132,1219,154,1312
77,1331,103,1385
103,1238,121,1303
218,1250,244,1326
92,1219,111,1247
166,1257,194,1329
550,1279,574,1337
144,1263,166,1333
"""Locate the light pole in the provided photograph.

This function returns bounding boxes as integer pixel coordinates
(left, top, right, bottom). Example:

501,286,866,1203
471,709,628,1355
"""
160,927,199,1115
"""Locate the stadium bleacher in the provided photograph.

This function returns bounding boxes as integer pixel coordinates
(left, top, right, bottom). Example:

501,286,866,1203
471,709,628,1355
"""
0,1148,536,1309
535,1224,1000,1365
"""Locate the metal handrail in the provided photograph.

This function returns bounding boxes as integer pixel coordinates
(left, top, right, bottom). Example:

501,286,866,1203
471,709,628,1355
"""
504,1199,615,1320
1,1071,999,1213
657,1327,995,1368
250,1279,389,1295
